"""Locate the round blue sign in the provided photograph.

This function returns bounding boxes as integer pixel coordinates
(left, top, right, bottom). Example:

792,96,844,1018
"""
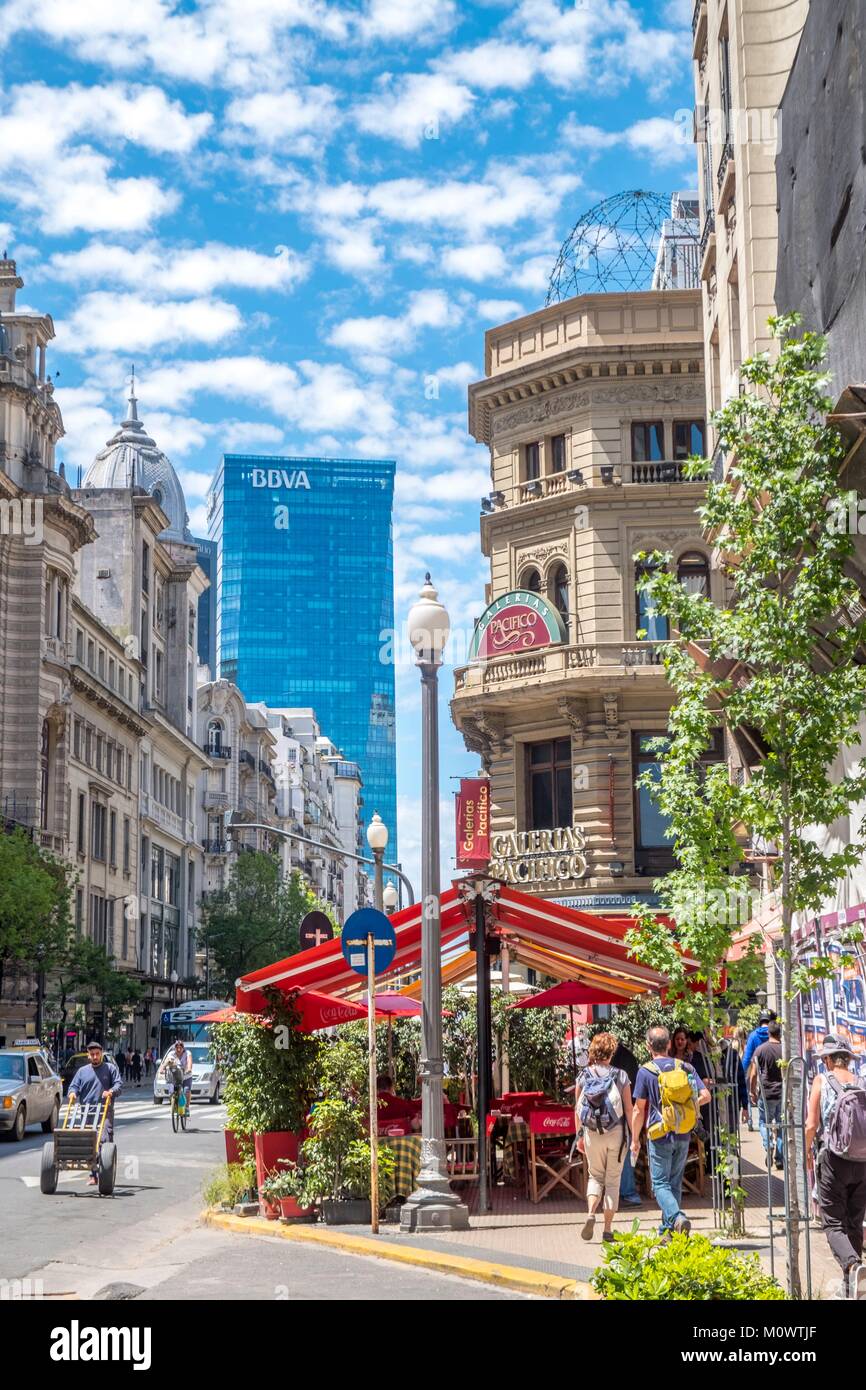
341,908,397,978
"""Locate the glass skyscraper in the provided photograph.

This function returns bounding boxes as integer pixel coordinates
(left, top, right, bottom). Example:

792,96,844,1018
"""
208,454,397,862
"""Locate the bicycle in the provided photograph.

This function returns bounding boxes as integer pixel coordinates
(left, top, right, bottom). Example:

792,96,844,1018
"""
167,1066,190,1133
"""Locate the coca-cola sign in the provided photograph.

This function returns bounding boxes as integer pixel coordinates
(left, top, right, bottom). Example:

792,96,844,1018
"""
469,590,566,662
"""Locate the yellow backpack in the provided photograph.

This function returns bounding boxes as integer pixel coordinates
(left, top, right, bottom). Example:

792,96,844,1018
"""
646,1061,697,1140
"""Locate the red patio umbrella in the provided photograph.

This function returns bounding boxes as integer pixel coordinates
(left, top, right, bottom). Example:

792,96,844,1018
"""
196,1007,236,1023
510,979,633,1079
373,993,422,1017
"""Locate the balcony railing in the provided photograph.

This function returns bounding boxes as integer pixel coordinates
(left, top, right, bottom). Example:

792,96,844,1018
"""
717,140,734,191
238,749,255,769
453,641,676,694
204,791,230,809
202,838,227,855
629,460,710,484
699,210,715,261
206,744,232,760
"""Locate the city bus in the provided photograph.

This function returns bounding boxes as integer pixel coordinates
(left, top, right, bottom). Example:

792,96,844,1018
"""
157,1000,228,1058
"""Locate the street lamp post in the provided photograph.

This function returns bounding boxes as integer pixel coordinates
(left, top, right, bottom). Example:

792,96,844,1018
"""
401,575,469,1232
366,812,388,913
382,881,399,914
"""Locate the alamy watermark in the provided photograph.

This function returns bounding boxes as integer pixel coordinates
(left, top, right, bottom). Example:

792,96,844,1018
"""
0,497,43,545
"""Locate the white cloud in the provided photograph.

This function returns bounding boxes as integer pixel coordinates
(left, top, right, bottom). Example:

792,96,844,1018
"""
354,72,474,147
226,87,339,147
366,162,580,238
440,242,508,283
477,298,525,322
359,0,457,43
434,361,478,390
328,289,458,357
565,115,693,166
439,39,539,91
48,240,308,296
323,222,385,274
57,293,242,354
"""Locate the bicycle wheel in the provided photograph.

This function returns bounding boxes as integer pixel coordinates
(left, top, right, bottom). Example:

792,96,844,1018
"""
171,1096,179,1133
180,1093,189,1131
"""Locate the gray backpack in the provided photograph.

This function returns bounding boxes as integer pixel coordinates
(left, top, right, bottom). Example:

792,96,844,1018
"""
823,1074,866,1162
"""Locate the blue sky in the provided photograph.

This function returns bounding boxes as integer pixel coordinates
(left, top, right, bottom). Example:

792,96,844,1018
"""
1,0,698,894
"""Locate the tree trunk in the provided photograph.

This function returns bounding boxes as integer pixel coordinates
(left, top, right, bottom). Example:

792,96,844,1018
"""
781,802,803,1300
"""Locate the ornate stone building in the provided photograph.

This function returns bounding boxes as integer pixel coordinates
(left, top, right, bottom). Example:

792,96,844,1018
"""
451,290,720,912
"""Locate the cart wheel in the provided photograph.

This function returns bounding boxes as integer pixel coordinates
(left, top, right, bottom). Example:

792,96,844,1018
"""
40,1141,59,1194
98,1142,117,1196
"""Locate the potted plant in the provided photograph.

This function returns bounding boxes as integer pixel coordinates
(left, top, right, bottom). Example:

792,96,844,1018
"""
294,1098,396,1224
202,1161,258,1214
259,1167,315,1221
212,988,321,1219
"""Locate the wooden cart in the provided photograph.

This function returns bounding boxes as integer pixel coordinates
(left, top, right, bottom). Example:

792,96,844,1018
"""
40,1095,117,1196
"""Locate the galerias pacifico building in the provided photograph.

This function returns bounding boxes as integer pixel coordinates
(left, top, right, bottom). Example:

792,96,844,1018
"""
451,289,721,912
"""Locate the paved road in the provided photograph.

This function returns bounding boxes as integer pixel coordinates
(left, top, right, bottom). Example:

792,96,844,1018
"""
0,1090,530,1301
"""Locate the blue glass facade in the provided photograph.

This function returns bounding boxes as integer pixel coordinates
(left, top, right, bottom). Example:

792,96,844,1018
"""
208,454,397,862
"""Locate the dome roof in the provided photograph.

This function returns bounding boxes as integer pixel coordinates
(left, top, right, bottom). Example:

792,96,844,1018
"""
83,381,192,542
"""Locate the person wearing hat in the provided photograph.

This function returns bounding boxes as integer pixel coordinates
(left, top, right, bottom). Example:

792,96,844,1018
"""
67,1041,123,1186
805,1034,866,1299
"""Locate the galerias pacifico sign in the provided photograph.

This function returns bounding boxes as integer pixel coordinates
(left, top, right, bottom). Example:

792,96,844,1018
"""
455,778,490,868
468,590,566,661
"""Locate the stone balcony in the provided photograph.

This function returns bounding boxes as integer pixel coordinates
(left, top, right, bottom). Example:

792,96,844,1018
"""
483,462,707,515
453,640,671,701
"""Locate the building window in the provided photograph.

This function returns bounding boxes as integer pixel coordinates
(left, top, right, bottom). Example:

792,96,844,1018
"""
519,568,542,594
635,561,670,641
524,441,540,481
75,629,83,661
91,802,107,861
719,34,733,143
631,422,665,462
526,737,572,830
108,657,115,688
677,551,710,599
39,721,51,830
634,734,674,852
123,817,131,874
550,434,567,473
188,605,195,647
75,888,84,935
77,793,86,854
109,809,117,867
550,564,570,622
73,720,81,759
97,648,105,681
207,719,224,754
673,420,706,459
87,639,95,669
141,541,150,594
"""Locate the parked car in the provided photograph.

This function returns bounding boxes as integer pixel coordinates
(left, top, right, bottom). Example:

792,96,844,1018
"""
0,1049,63,1142
59,1052,119,1096
153,1043,222,1105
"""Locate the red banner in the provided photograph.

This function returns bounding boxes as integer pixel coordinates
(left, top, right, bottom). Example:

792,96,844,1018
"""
455,778,490,868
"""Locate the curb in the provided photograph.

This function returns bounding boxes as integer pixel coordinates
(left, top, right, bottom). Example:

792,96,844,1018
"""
201,1210,597,1300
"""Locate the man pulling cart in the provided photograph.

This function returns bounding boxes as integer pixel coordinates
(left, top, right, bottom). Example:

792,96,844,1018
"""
41,1040,123,1195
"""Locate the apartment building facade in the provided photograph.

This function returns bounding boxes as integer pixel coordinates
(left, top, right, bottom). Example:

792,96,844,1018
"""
451,289,717,911
692,0,808,430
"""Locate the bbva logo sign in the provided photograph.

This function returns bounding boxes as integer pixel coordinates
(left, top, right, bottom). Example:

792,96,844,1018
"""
250,468,311,490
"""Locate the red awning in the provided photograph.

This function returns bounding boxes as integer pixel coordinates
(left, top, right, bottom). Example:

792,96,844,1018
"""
373,993,422,1017
235,880,704,1012
195,1007,236,1023
294,990,370,1032
509,979,634,1010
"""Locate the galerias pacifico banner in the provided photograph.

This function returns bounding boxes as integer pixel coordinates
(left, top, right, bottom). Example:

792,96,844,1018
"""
456,778,490,868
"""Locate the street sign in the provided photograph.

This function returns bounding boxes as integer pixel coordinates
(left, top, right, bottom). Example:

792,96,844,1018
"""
299,910,334,951
341,908,396,978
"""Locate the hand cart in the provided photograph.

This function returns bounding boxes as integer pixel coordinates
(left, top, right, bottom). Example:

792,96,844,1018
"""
40,1094,117,1196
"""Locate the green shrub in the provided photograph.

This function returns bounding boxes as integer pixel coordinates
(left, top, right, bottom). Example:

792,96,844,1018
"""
591,1231,787,1301
203,1162,257,1208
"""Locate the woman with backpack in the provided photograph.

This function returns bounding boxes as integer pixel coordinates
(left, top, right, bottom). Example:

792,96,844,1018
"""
805,1033,866,1299
574,1032,633,1243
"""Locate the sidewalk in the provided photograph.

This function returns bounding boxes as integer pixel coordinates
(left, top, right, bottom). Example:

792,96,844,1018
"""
205,1128,848,1299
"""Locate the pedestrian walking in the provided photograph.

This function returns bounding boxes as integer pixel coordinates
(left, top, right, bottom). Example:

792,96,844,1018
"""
750,1020,784,1170
574,1032,633,1244
631,1025,711,1239
742,1009,776,1131
805,1033,866,1300
132,1049,142,1086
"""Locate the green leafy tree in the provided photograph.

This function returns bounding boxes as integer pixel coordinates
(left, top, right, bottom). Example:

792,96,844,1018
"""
201,853,320,994
212,987,321,1142
0,830,73,1006
492,992,568,1093
626,318,866,1295
590,997,680,1063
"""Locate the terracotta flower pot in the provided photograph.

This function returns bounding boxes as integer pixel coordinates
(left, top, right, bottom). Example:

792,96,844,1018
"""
254,1130,307,1220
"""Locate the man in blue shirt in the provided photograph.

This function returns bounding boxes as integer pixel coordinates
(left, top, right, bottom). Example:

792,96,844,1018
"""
631,1026,711,1238
68,1040,123,1185
742,1010,775,1131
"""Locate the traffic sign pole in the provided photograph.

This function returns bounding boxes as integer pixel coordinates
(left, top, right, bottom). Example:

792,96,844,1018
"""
367,933,379,1234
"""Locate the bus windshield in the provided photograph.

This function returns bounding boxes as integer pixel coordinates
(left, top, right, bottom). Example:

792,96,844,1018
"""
158,1001,227,1058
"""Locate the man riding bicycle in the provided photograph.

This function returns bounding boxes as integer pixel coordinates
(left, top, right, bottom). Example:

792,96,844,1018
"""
160,1040,193,1109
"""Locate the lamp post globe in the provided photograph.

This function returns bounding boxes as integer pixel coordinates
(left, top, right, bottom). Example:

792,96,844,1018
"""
401,575,469,1232
383,881,399,913
407,573,450,667
367,812,388,911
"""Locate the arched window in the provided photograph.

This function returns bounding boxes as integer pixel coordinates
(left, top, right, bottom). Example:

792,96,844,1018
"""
635,561,669,641
207,719,224,754
519,568,541,594
152,486,164,509
40,720,51,831
550,564,570,621
677,551,710,598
